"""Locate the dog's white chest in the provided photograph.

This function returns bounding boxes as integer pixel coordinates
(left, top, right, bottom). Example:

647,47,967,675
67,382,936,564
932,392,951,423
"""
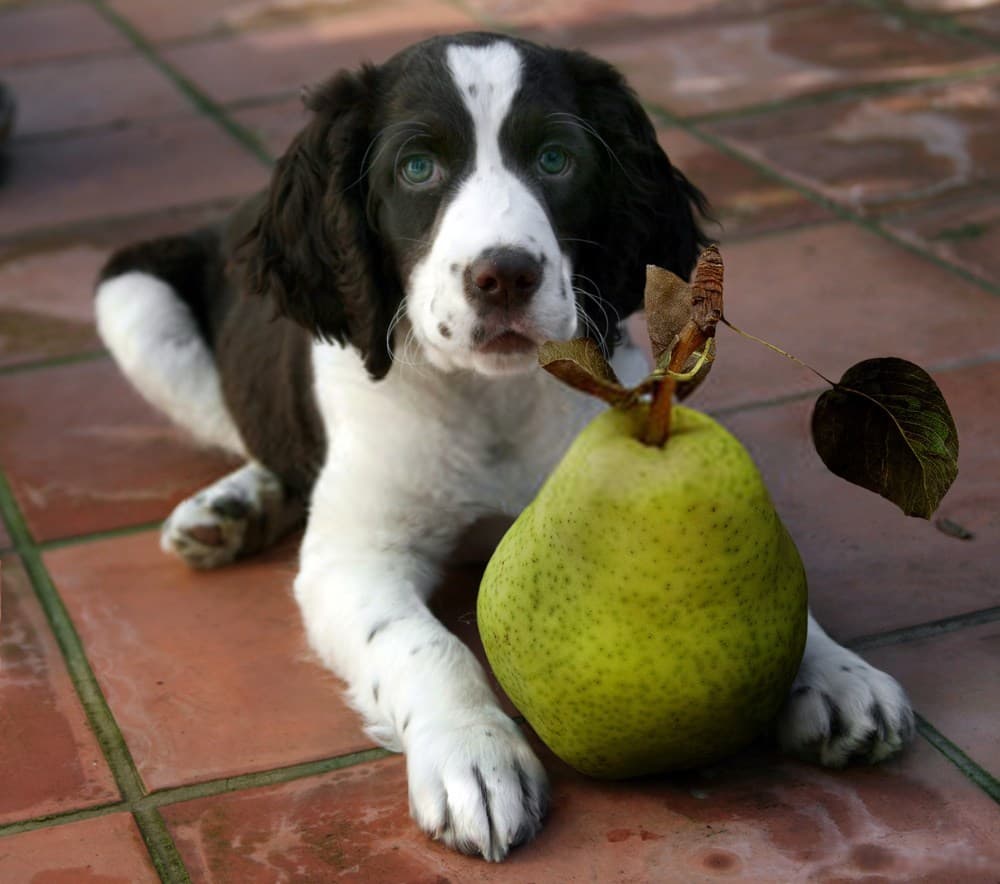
311,338,648,520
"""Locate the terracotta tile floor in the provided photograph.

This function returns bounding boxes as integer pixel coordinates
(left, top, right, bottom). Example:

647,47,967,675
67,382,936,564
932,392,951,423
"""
1,1,998,880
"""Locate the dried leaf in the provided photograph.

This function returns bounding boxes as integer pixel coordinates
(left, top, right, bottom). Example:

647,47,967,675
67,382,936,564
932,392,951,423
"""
644,265,694,366
811,357,959,518
690,244,724,334
538,339,632,406
643,247,724,402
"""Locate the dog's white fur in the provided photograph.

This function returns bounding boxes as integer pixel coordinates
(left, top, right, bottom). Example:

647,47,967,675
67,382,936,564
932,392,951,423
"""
409,44,577,376
96,40,914,863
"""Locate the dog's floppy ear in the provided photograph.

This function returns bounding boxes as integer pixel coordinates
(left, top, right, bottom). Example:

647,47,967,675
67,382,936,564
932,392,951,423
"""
240,66,401,379
563,50,711,348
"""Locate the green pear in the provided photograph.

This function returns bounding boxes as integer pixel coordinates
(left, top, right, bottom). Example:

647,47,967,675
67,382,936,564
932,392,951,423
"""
478,403,808,778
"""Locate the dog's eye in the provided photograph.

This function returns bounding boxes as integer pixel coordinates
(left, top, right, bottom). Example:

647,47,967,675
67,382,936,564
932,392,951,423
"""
537,147,570,176
399,155,439,186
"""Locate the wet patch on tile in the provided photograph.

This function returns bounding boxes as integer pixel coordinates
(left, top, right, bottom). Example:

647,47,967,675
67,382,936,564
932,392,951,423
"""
0,557,119,824
885,184,1000,285
0,813,158,882
659,128,832,239
571,4,994,117
161,737,1000,881
708,76,1000,218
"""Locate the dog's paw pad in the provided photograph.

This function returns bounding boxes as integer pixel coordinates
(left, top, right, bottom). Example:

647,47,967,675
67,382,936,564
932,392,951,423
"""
183,524,227,548
161,492,254,569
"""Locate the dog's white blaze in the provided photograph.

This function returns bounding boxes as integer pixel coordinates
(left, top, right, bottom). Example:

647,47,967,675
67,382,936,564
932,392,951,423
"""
406,42,577,374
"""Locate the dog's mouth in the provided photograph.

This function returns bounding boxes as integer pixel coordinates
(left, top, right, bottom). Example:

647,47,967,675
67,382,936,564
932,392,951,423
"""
476,330,537,356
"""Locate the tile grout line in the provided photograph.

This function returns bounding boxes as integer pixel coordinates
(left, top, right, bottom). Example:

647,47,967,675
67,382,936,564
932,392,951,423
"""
0,470,190,883
0,745,395,840
136,748,395,812
649,104,1000,299
85,0,275,167
0,801,128,840
0,350,109,378
916,714,1000,805
846,606,1000,652
38,519,166,552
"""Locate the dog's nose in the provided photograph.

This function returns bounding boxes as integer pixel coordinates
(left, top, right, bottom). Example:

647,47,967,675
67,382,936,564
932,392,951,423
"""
465,248,543,311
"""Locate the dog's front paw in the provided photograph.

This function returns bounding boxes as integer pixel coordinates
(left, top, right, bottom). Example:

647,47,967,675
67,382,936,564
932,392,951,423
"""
777,649,915,767
406,710,549,862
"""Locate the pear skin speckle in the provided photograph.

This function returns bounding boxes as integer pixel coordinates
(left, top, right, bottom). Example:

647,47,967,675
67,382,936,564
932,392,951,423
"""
478,405,808,778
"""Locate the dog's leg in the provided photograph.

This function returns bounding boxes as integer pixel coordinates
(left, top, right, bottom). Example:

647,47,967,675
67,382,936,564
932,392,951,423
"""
294,476,548,863
162,462,304,569
777,613,915,766
96,268,246,458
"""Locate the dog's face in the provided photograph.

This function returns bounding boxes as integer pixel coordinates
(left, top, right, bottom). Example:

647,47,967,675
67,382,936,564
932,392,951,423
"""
242,33,708,379
370,40,598,375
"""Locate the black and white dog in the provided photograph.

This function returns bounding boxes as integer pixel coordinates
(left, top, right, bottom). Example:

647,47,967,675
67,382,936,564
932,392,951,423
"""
95,32,913,862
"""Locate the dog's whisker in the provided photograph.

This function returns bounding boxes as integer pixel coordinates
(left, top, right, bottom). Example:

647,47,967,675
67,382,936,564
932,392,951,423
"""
572,296,602,342
573,274,622,327
573,280,615,325
385,300,410,360
573,283,619,355
402,329,435,379
559,236,603,250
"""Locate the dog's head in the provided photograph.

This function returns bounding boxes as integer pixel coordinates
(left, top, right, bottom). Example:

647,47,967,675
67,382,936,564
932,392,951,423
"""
242,32,709,379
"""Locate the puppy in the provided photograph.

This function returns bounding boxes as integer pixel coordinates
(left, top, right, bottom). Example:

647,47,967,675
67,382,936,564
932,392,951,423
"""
95,32,914,861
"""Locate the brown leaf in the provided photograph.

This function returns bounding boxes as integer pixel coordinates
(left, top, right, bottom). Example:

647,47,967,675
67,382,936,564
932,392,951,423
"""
644,248,724,401
691,244,724,334
538,339,632,406
644,264,694,366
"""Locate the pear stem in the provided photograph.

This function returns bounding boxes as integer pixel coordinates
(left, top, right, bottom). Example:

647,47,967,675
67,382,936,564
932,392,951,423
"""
644,377,677,447
643,246,725,447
